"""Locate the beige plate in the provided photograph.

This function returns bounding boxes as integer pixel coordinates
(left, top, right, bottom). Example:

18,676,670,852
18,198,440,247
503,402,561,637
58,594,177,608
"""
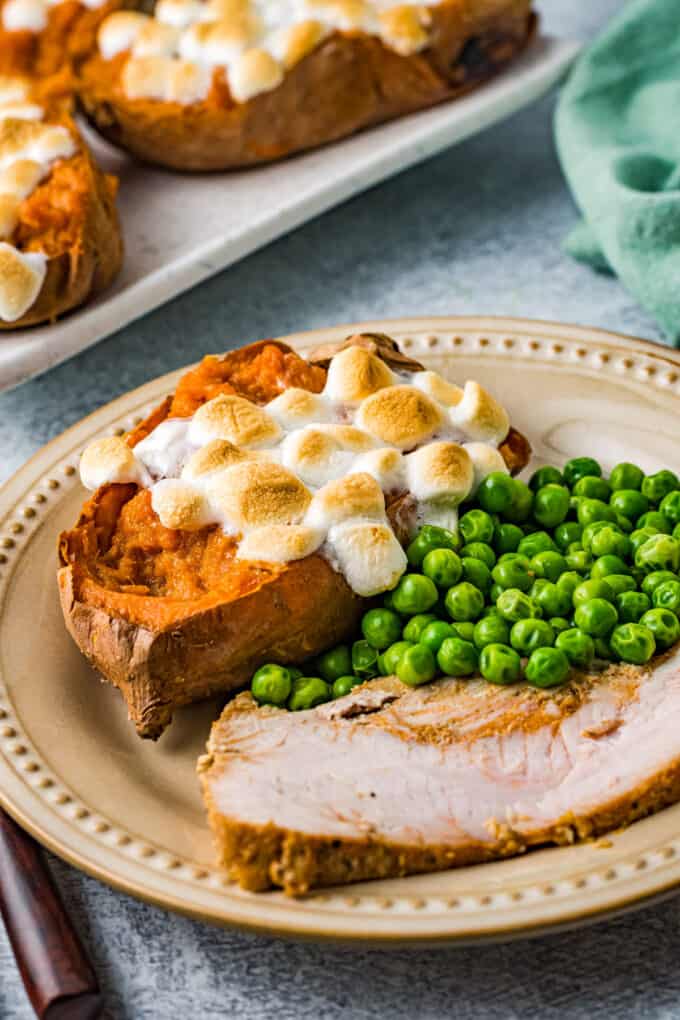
3,316,680,945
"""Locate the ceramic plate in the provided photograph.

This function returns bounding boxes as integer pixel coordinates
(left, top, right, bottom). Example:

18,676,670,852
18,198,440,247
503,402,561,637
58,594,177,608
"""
3,316,680,945
0,37,579,394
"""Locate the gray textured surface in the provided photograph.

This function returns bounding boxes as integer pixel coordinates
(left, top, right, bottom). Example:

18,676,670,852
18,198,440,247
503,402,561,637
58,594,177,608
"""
2,2,675,1017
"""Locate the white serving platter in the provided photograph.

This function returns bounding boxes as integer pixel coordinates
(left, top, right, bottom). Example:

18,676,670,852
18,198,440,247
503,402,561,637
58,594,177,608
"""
0,35,578,393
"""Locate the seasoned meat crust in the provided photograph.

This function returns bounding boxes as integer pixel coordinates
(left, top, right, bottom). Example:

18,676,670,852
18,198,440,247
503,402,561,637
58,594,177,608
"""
200,651,680,895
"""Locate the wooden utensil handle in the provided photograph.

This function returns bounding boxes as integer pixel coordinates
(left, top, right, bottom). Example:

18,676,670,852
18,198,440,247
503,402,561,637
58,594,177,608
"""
0,809,103,1020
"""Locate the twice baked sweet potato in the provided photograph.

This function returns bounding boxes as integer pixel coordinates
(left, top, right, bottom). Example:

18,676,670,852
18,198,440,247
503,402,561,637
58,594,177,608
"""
77,0,536,171
58,335,531,739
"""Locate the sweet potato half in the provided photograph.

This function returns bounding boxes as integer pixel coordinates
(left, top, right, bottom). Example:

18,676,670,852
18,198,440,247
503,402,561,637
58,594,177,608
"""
58,335,531,739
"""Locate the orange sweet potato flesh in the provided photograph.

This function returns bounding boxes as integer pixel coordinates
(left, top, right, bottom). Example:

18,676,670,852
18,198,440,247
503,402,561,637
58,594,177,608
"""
58,338,531,739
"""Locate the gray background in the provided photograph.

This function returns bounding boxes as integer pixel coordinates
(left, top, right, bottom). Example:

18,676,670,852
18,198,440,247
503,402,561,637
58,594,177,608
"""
4,2,677,1017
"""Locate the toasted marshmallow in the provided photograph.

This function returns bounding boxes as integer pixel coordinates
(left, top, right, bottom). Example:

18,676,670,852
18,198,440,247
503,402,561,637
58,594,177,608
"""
227,48,283,102
237,524,324,563
280,427,346,488
122,55,212,103
0,195,19,239
266,387,334,430
306,472,385,530
179,14,259,65
133,418,193,479
79,436,146,490
188,393,281,448
266,19,328,69
0,243,45,322
352,447,406,493
323,346,395,404
0,120,75,171
449,381,510,445
168,59,213,102
464,442,508,493
315,424,375,451
150,479,212,530
307,0,374,31
181,438,247,480
356,385,442,450
132,20,181,58
155,0,205,28
2,0,46,32
98,12,151,60
207,460,311,531
326,521,407,597
0,103,42,121
406,441,474,504
0,159,45,200
0,77,29,105
412,370,463,408
378,4,431,56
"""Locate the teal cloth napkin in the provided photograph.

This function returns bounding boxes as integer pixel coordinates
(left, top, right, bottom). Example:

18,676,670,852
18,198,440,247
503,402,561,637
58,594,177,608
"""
555,0,680,344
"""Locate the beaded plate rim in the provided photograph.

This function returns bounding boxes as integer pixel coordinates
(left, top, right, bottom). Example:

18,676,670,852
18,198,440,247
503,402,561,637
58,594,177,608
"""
2,315,680,945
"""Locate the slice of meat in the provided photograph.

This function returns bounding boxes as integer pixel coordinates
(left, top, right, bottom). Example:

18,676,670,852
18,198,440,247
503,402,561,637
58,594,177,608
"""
199,650,680,894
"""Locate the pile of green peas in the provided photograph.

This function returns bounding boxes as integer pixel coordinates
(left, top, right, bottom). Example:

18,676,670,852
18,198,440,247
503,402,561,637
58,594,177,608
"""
250,457,680,710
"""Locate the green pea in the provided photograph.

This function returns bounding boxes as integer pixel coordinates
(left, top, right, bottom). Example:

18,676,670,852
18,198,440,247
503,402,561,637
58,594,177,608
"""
391,573,439,615
573,579,615,606
652,579,680,614
531,550,568,582
573,476,611,502
251,663,292,706
459,509,495,544
592,637,612,659
503,479,534,523
615,513,635,534
525,646,570,688
641,470,679,505
518,531,557,558
460,542,496,569
477,471,515,513
288,667,303,681
331,675,363,698
630,526,661,556
532,580,572,618
529,465,564,491
616,590,651,624
479,643,522,685
589,526,631,560
422,548,463,589
397,644,437,686
675,522,680,542
640,608,680,650
640,571,678,598
510,618,555,655
556,571,584,599
533,484,571,528
635,534,680,574
577,498,617,527
591,554,631,580
491,556,532,592
610,462,645,492
549,617,571,634
473,615,510,650
574,598,618,637
461,557,492,595
351,640,379,677
563,457,602,487
496,588,535,622
419,620,456,654
406,525,460,567
361,609,402,650
437,636,478,677
555,628,595,668
288,676,332,711
660,491,680,526
494,522,524,555
316,645,352,682
581,520,620,553
610,489,648,522
554,521,583,551
444,581,485,622
490,582,504,602
609,624,656,665
378,640,414,675
564,546,592,573
451,621,476,642
603,574,636,596
637,511,672,535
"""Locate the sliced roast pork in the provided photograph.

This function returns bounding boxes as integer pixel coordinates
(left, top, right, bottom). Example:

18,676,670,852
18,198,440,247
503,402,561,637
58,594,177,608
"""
199,651,680,895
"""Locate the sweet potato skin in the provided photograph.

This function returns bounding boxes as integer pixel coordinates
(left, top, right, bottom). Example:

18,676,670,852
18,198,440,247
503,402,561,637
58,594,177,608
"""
78,1,535,171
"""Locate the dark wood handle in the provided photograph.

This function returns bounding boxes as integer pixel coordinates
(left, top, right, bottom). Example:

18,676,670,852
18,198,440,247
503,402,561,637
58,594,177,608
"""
0,809,103,1020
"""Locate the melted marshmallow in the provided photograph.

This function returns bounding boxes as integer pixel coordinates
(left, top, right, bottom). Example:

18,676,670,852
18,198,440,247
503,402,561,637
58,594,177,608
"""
2,0,106,32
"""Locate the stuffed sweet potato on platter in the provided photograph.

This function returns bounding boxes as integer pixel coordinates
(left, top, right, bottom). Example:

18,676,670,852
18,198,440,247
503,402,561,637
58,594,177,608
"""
58,332,531,738
78,0,536,170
